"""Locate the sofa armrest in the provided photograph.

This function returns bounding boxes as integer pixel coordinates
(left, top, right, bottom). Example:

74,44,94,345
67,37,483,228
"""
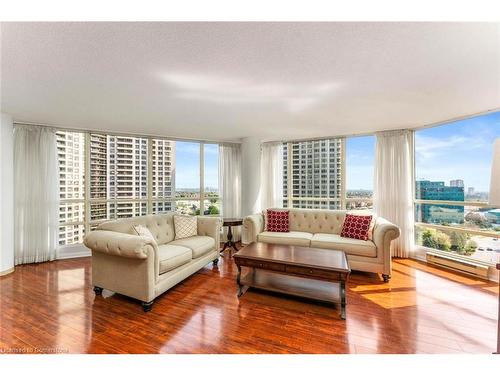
84,230,158,259
372,217,400,275
197,216,221,248
242,213,265,244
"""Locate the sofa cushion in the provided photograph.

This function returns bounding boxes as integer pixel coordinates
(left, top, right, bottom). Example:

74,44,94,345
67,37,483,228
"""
340,214,373,241
311,233,377,257
257,231,312,247
266,209,290,232
133,225,158,245
169,235,215,258
174,215,198,240
158,245,193,274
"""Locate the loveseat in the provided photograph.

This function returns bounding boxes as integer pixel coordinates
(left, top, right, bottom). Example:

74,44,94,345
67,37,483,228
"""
83,213,220,311
242,208,400,282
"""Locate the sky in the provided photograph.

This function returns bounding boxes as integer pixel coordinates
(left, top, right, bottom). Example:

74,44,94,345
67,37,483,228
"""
415,111,500,192
175,141,218,190
346,135,375,190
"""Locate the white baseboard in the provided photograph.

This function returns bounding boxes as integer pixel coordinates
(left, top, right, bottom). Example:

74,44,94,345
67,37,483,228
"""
56,244,91,260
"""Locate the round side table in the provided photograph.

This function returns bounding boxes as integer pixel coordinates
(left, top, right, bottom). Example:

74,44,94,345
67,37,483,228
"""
221,218,243,255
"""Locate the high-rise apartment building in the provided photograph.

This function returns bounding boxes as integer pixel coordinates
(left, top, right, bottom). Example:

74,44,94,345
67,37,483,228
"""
415,180,464,224
57,131,85,245
283,139,343,209
450,179,464,187
89,134,108,223
59,132,177,242
89,135,150,220
152,138,175,213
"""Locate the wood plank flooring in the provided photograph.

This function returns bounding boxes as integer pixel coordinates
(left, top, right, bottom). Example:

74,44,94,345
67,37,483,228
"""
0,248,498,354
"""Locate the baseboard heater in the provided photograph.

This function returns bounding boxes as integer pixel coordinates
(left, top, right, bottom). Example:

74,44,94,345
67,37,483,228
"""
426,252,489,279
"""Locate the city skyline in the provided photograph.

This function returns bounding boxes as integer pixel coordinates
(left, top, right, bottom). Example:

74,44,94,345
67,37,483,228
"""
415,111,500,192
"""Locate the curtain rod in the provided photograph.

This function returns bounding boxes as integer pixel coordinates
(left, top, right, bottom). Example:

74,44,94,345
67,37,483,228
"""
262,107,500,144
13,120,242,145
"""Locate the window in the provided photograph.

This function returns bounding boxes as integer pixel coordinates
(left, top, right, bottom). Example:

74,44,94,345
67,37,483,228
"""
203,143,220,215
152,138,175,213
283,139,344,210
56,131,221,247
174,141,200,215
414,111,500,264
57,131,86,245
89,134,148,225
346,136,375,210
282,136,374,211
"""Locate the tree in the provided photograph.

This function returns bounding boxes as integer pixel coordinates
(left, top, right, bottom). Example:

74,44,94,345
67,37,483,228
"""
450,231,468,253
422,229,438,248
464,240,478,256
421,228,451,251
207,205,219,215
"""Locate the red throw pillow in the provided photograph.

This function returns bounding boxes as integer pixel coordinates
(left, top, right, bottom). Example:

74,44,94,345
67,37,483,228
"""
340,214,373,241
266,210,290,232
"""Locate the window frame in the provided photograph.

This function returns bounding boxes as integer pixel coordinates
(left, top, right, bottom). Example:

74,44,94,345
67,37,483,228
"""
412,117,500,265
56,130,221,247
283,136,374,210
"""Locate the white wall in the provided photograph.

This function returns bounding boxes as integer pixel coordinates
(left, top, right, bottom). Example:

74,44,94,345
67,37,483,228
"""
241,137,262,217
0,113,14,275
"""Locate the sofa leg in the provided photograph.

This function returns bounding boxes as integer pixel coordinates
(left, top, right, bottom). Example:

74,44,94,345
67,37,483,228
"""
213,258,219,266
93,286,103,296
382,274,391,283
141,300,154,312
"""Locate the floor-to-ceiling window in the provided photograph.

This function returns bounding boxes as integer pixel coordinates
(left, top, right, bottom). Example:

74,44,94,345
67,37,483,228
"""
203,143,220,215
56,130,221,248
283,138,344,210
346,135,375,210
57,131,86,246
414,111,500,264
282,135,374,210
174,141,201,215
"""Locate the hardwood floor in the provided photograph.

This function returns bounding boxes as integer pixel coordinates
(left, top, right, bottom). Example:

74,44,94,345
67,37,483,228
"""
0,248,498,354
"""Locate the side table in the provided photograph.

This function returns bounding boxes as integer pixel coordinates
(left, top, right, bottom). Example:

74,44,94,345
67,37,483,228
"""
221,218,243,255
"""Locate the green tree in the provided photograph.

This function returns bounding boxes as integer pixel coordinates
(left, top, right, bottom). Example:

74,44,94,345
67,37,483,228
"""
207,205,219,215
450,231,468,253
464,240,478,256
421,228,451,251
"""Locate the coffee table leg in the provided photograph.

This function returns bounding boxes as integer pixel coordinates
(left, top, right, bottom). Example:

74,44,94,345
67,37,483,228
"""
340,280,346,320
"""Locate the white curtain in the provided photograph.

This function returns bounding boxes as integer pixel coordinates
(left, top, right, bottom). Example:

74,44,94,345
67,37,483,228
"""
14,125,59,264
219,143,242,241
374,129,414,258
260,142,284,210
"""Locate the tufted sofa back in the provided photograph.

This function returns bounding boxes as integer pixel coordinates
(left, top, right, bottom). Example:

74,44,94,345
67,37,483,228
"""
97,213,176,245
267,208,351,235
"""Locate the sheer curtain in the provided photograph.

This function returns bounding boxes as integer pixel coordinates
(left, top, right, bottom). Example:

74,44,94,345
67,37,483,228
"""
14,125,59,264
219,143,242,241
260,142,283,210
373,129,414,258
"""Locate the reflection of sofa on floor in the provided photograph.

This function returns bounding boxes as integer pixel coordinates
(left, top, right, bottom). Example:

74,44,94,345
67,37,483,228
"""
84,213,220,311
242,208,400,282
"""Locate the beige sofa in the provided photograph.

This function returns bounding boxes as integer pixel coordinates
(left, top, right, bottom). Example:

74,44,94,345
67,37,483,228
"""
83,213,220,311
242,208,400,282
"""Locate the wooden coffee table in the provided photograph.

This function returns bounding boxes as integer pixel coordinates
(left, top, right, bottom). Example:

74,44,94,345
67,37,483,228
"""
233,242,350,319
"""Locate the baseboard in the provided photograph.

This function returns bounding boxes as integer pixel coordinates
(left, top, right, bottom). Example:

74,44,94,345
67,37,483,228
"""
56,244,91,260
0,267,15,277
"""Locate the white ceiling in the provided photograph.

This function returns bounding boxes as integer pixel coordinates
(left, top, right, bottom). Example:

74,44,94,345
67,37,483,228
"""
1,22,499,142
